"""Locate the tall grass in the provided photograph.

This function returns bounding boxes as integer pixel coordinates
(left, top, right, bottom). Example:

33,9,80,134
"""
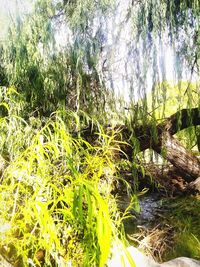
0,91,136,266
162,197,200,261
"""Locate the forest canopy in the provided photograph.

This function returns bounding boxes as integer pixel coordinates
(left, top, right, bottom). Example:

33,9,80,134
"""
0,0,199,117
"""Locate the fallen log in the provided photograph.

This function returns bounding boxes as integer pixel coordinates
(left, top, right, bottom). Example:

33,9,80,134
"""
120,108,200,181
80,107,200,189
153,132,200,181
131,107,200,151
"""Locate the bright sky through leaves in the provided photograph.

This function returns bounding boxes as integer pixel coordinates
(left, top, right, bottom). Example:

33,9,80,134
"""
0,0,32,41
0,0,196,102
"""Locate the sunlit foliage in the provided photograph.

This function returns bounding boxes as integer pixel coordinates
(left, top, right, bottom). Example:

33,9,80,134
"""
0,90,135,266
0,0,199,265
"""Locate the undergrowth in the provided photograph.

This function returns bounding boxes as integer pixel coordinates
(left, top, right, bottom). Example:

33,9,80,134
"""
0,88,136,267
127,196,200,263
162,196,200,261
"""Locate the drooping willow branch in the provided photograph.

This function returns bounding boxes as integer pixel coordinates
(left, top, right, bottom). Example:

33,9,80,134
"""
119,108,200,152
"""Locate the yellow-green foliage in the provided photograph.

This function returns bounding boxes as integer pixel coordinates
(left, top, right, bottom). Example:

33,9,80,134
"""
0,90,136,266
147,81,200,151
0,119,102,265
162,197,200,261
148,80,199,120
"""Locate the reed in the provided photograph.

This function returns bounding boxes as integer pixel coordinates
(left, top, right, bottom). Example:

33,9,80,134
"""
0,95,136,266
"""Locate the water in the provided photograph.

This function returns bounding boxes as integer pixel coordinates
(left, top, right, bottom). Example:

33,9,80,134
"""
137,193,162,225
118,193,165,232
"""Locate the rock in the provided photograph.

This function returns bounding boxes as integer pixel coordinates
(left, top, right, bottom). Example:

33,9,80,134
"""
0,254,13,267
107,246,200,267
161,257,200,267
107,246,160,267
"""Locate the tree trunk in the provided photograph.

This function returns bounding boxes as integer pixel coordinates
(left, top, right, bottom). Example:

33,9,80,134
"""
153,132,200,181
79,107,200,192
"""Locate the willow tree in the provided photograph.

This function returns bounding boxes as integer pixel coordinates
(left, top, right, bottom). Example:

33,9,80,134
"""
1,0,199,113
66,0,200,193
1,0,114,117
1,0,200,191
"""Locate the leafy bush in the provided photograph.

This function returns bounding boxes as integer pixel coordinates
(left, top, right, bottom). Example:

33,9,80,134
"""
0,91,135,266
